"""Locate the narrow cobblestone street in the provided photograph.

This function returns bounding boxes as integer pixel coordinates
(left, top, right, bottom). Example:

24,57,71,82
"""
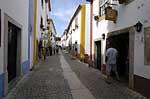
6,50,148,99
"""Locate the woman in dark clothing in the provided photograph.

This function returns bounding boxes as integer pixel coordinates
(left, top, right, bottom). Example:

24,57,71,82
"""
38,40,42,59
56,45,59,54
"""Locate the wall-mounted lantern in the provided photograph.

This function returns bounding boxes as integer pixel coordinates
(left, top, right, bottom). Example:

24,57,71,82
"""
102,33,105,40
134,21,143,32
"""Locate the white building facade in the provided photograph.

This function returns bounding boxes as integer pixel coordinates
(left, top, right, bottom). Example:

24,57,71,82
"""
49,19,57,48
0,0,29,97
61,33,66,48
92,0,150,97
30,0,51,67
65,4,90,60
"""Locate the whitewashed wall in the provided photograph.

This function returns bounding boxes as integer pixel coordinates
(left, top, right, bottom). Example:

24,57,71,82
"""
51,20,57,44
61,34,66,47
29,0,34,67
134,0,150,79
85,4,90,55
92,0,100,60
93,0,150,79
0,0,29,74
71,11,81,54
36,0,46,40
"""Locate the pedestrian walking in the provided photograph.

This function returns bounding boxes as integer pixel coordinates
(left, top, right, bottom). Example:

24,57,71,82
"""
48,40,52,56
56,45,59,54
105,43,120,84
43,40,47,60
74,41,78,56
38,39,42,59
53,45,56,55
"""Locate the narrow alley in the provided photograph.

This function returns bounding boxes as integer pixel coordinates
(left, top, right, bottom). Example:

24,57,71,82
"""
1,0,150,99
6,50,147,99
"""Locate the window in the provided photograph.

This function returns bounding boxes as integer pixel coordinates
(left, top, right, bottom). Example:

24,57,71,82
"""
40,17,43,29
75,17,78,29
99,0,110,17
41,0,44,8
0,9,1,47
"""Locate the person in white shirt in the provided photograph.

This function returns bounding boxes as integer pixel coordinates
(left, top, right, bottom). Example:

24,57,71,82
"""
105,44,120,83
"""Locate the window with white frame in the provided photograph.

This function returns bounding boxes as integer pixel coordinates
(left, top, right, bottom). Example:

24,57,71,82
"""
99,0,110,17
75,17,78,29
41,0,44,8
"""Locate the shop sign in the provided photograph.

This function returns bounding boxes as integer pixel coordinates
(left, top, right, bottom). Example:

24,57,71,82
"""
105,6,118,22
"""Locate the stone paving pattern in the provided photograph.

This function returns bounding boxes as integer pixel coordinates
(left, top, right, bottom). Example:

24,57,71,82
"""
6,54,72,99
62,51,148,99
6,50,148,99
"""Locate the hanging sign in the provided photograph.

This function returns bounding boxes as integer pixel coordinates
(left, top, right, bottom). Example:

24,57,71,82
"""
105,6,118,22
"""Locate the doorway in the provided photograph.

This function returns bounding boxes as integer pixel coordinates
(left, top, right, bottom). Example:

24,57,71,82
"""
95,41,101,70
7,22,21,83
109,33,129,82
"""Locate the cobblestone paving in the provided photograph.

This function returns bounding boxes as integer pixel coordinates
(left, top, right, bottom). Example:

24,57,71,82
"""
6,54,72,99
62,51,148,99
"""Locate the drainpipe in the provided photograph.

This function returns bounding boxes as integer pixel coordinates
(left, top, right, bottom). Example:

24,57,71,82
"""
90,0,93,66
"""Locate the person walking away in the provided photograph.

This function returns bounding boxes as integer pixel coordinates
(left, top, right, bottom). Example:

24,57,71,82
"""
105,44,120,83
38,39,42,59
43,40,47,60
56,45,59,54
48,40,52,56
74,41,78,57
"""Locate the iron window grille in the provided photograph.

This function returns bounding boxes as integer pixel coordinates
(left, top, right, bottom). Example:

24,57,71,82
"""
99,0,110,17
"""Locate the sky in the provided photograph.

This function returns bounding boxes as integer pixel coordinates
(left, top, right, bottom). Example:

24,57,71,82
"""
50,0,89,37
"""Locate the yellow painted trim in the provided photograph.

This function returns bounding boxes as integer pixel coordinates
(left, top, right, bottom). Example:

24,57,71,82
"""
80,5,86,60
33,0,37,65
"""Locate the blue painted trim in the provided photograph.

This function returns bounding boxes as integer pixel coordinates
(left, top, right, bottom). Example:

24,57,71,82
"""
28,0,31,68
22,60,29,75
0,73,4,99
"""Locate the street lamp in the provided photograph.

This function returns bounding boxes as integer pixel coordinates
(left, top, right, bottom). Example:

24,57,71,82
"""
134,21,143,32
102,33,105,40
